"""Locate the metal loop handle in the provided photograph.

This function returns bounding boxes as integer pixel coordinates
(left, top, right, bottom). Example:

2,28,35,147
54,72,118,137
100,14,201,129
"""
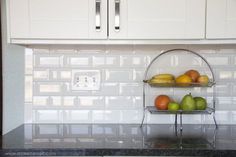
115,0,120,32
144,49,215,82
95,0,101,31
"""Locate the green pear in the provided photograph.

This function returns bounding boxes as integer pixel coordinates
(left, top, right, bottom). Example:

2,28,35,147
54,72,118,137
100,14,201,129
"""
181,93,196,111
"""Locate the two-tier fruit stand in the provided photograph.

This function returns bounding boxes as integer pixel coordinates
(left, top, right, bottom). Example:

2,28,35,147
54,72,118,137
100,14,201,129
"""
141,49,218,131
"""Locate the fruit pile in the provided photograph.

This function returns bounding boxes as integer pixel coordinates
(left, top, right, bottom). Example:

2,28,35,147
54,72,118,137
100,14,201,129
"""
154,94,207,111
148,69,209,86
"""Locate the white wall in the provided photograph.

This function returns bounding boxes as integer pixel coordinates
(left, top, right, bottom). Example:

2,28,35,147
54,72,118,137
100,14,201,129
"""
1,0,25,134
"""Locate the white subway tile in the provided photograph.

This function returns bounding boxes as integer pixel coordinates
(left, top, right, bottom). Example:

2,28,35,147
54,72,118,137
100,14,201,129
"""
105,96,142,110
92,56,105,66
182,115,202,124
25,76,33,102
33,96,49,106
24,103,33,123
105,69,133,82
121,110,142,123
36,56,62,67
92,55,120,67
63,82,71,93
202,115,215,124
25,49,33,75
51,71,59,80
215,84,232,96
119,83,142,96
120,55,147,68
37,83,62,93
206,56,230,66
60,71,72,80
215,111,231,124
147,113,174,124
217,97,233,105
174,54,203,67
68,56,91,66
218,70,234,80
78,96,104,109
149,53,175,68
51,96,62,106
33,70,49,80
92,83,119,96
106,56,120,67
133,69,145,81
63,96,76,106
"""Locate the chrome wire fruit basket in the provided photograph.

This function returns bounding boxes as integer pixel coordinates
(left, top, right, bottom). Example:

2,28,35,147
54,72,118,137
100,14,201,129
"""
141,49,217,130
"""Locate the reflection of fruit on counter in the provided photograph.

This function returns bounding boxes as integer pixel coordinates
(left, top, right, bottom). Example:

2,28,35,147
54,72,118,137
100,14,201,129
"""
185,70,200,82
168,102,180,111
155,95,171,110
180,93,196,111
194,97,207,110
175,74,192,86
197,75,209,86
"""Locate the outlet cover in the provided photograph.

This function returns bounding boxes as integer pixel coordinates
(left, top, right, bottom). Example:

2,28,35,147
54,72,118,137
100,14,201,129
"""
71,70,101,91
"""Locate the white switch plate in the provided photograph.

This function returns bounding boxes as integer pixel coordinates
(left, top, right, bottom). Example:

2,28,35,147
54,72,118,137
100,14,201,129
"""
71,70,101,91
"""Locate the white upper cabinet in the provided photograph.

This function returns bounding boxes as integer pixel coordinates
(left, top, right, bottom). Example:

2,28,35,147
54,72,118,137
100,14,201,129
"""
8,0,236,43
207,0,236,39
8,0,107,40
109,0,206,39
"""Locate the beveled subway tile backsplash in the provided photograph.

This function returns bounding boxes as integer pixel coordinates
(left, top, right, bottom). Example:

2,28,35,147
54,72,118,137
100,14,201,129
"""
25,45,236,124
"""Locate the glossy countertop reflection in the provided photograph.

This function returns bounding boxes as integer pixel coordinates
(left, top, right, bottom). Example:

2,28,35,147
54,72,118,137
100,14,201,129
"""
1,124,236,156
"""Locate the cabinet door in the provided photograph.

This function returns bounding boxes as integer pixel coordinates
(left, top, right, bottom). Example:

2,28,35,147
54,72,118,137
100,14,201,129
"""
207,0,236,39
8,0,107,39
109,0,206,39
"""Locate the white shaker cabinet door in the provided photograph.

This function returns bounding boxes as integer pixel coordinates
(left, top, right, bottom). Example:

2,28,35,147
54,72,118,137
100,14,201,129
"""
8,0,107,39
207,0,236,39
109,0,206,39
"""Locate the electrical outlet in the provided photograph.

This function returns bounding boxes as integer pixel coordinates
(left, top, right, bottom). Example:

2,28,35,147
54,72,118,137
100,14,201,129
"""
71,70,101,91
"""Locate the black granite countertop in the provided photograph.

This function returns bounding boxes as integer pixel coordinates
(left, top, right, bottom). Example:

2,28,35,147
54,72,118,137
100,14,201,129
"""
1,124,236,156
